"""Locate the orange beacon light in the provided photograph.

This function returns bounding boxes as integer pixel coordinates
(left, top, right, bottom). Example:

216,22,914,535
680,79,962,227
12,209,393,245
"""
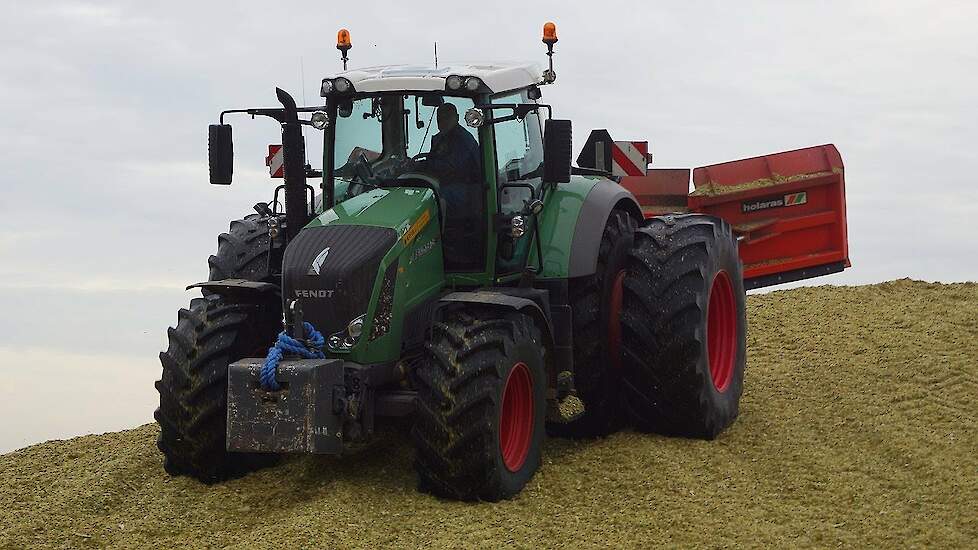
542,22,558,45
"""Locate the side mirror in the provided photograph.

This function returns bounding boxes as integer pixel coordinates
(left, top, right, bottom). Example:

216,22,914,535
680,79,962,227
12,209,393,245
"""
543,119,572,184
208,124,233,185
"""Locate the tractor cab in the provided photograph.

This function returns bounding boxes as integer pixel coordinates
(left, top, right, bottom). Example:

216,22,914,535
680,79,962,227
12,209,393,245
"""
318,64,565,277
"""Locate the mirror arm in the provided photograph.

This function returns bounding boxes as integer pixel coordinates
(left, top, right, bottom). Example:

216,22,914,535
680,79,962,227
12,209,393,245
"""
476,103,552,125
219,105,330,125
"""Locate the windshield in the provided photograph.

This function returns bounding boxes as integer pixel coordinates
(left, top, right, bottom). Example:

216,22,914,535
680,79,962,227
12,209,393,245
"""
329,94,479,200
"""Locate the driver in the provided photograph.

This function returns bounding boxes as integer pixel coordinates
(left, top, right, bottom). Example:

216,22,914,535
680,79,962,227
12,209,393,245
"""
419,103,481,211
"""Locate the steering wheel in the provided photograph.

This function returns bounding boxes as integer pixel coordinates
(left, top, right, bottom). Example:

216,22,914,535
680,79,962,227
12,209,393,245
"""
352,153,384,189
354,153,376,181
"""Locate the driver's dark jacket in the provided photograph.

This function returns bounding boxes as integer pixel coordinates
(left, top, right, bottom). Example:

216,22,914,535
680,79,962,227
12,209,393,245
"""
426,124,481,186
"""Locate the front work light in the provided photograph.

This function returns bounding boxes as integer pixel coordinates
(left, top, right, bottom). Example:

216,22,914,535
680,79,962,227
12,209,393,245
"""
310,111,330,130
464,77,483,92
464,108,485,128
446,75,463,90
333,77,353,93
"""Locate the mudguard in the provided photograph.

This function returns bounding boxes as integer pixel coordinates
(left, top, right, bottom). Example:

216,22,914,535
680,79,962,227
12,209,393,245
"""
567,179,642,277
534,176,641,280
437,290,566,395
187,279,280,299
438,291,555,352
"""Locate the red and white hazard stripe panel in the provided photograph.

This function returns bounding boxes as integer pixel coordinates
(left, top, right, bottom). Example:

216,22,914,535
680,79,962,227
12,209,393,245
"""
266,145,284,178
611,141,649,177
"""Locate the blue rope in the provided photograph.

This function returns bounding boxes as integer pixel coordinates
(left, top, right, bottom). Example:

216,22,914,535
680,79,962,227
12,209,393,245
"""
259,322,325,391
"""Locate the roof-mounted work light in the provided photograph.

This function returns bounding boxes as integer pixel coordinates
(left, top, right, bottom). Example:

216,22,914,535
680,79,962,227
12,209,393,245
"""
446,75,464,90
541,21,557,84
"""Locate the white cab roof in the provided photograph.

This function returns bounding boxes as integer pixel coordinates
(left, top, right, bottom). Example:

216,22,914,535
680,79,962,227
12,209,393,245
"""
326,63,544,94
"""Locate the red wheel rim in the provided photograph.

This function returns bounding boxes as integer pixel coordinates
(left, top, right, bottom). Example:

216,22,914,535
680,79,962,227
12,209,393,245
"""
707,270,737,392
608,269,626,370
500,362,534,472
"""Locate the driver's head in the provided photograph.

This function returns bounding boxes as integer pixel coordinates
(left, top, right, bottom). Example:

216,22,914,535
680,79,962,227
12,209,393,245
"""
436,103,459,132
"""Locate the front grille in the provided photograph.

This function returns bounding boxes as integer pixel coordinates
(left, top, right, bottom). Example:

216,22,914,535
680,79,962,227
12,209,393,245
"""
282,225,396,335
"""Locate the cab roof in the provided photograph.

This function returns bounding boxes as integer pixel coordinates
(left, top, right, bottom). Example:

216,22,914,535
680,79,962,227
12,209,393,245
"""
325,63,544,95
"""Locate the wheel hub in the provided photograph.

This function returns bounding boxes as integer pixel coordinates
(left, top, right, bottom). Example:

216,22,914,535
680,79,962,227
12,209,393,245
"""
499,362,533,472
707,270,737,392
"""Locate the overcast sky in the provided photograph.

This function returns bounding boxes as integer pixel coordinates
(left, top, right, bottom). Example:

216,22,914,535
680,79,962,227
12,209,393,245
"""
1,1,975,452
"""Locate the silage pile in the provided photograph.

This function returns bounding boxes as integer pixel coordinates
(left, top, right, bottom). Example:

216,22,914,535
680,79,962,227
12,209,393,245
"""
1,280,976,549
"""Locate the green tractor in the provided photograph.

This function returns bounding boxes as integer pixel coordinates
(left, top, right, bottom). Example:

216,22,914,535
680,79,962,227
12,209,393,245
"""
156,26,755,501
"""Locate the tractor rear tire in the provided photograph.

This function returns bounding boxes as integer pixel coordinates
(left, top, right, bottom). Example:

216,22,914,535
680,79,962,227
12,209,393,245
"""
155,294,280,483
207,214,274,283
621,214,747,439
549,208,636,438
412,307,547,501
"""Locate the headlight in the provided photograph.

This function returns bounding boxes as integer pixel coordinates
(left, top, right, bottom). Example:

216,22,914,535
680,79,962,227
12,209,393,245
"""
328,313,366,350
347,314,365,339
333,77,353,93
464,77,483,92
320,79,333,96
446,74,463,90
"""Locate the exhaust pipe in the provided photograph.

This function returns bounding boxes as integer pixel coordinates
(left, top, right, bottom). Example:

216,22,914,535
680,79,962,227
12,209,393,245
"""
275,88,311,241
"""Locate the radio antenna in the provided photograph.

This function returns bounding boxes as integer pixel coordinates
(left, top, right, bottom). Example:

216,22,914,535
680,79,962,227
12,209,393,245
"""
299,57,307,105
434,42,438,69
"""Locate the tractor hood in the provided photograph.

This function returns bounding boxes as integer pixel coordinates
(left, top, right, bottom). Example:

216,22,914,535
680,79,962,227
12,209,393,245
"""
306,187,437,232
281,187,438,339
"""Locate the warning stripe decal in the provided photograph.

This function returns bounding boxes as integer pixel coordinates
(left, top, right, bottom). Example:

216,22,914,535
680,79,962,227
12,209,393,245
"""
611,141,648,176
266,145,284,178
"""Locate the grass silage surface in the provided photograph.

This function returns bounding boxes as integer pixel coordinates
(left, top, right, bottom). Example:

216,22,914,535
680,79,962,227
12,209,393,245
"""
1,280,975,548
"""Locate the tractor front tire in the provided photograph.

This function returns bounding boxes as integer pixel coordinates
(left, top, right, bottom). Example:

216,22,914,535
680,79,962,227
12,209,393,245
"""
413,308,547,501
549,208,636,438
155,294,280,483
621,214,747,439
207,214,274,283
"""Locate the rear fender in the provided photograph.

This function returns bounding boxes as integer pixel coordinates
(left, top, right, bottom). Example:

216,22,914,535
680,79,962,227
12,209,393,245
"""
568,180,642,278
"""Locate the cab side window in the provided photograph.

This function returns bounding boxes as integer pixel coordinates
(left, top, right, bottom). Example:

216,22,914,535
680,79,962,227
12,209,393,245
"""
492,91,544,215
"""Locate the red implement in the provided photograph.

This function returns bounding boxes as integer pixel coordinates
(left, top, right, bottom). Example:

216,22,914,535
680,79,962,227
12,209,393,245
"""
619,144,850,289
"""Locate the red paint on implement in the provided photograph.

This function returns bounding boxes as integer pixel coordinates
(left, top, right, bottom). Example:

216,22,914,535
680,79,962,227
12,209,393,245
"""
687,144,850,283
707,270,736,392
608,270,626,370
500,362,533,472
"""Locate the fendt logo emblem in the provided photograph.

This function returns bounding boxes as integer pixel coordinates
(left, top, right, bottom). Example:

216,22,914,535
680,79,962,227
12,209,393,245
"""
295,289,335,298
308,247,330,276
